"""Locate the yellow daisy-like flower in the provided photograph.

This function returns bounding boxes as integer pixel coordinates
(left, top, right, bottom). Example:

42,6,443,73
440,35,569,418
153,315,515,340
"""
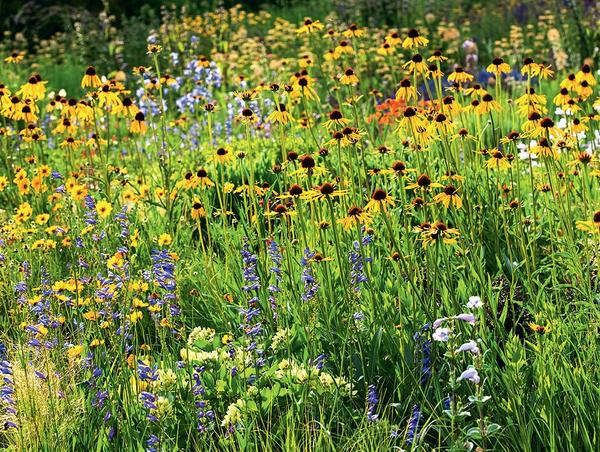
297,18,324,34
365,189,396,213
96,200,113,219
402,29,429,49
158,233,172,246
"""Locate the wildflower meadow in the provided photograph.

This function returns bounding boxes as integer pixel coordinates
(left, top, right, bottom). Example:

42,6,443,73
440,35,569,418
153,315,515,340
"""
0,1,599,450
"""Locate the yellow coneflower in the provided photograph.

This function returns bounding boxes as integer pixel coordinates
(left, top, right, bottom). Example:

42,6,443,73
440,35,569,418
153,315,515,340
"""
81,66,102,89
301,182,348,202
463,83,488,98
191,199,206,219
377,41,395,56
402,29,429,49
130,112,147,134
531,138,558,159
365,188,396,213
237,107,258,123
419,221,459,248
209,146,234,165
395,78,417,101
17,75,47,100
297,18,324,34
575,63,596,86
324,109,350,129
576,211,600,234
433,185,462,209
427,49,447,62
4,51,25,63
339,68,359,85
266,103,294,124
448,67,474,84
343,23,366,38
403,54,428,75
97,84,122,109
337,205,372,231
486,57,511,76
485,149,511,170
404,174,443,191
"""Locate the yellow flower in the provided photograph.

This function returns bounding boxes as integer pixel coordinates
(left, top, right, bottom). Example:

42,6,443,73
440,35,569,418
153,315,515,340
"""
485,150,511,170
339,68,359,85
433,185,463,209
576,211,600,235
158,233,172,246
402,29,429,48
81,66,102,89
365,189,396,213
486,57,511,76
96,200,113,219
130,112,148,134
66,345,84,359
35,213,50,225
337,206,372,231
296,18,324,34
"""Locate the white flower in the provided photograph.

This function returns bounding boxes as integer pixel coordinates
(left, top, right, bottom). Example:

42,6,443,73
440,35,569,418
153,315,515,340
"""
432,327,451,342
457,366,480,384
467,296,482,309
455,340,479,355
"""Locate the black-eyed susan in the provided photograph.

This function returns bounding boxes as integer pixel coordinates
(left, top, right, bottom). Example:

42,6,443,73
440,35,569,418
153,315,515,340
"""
81,66,102,89
576,211,600,234
402,29,429,49
419,221,459,248
447,67,473,84
17,75,47,100
324,109,350,129
191,199,207,219
365,188,396,213
301,182,348,202
403,54,428,75
485,149,511,170
404,174,443,191
427,49,447,62
297,18,324,34
4,51,25,63
339,68,359,85
433,185,462,209
130,112,147,134
486,57,511,77
209,146,234,165
337,205,372,231
531,138,558,159
266,103,294,124
334,40,354,57
395,78,417,101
